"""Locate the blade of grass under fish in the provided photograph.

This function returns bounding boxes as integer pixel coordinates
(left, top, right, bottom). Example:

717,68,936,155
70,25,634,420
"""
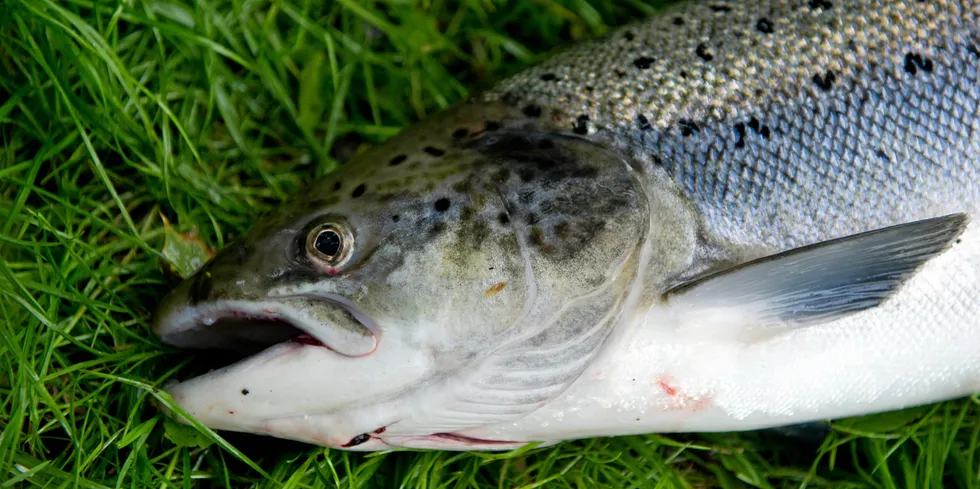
84,372,280,484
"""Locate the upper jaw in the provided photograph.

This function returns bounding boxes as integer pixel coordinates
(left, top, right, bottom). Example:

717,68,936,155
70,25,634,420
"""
152,284,379,358
152,298,308,350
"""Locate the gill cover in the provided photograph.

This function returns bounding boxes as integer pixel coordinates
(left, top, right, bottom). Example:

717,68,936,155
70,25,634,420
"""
379,128,650,438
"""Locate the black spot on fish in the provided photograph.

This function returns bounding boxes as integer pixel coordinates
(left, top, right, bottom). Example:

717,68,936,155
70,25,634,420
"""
624,31,635,41
614,69,626,78
497,213,510,225
734,123,746,149
342,434,370,447
452,128,468,139
573,115,589,135
748,117,761,132
637,114,652,131
333,181,342,191
812,70,836,91
760,126,771,139
968,44,980,59
241,389,249,395
756,17,773,34
523,105,542,117
434,198,451,212
904,52,934,75
389,154,407,166
709,5,731,12
679,120,700,137
876,149,891,162
679,70,689,79
695,43,713,62
633,56,655,69
526,212,539,225
350,183,367,199
392,215,400,222
485,120,501,131
424,146,445,157
673,17,684,26
808,0,832,9
540,73,557,81
584,85,594,92
905,54,919,74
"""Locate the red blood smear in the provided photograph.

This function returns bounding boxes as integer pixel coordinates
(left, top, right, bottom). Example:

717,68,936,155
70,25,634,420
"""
290,333,325,347
657,378,678,397
374,426,387,434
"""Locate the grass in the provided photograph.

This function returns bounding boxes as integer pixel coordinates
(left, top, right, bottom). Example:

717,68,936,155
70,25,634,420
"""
2,0,980,487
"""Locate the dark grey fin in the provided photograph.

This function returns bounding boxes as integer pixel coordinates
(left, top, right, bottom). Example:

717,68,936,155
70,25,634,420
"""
664,213,968,334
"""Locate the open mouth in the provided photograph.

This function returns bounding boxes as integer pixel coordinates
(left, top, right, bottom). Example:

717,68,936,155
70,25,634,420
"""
157,306,321,350
153,296,379,360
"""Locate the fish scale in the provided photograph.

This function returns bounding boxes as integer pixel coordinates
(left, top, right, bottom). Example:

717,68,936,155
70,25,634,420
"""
481,0,980,250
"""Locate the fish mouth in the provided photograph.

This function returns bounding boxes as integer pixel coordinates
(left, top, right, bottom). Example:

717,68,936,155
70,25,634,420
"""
152,293,380,360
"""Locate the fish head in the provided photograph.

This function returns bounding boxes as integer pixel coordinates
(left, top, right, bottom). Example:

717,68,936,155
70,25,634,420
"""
152,103,689,450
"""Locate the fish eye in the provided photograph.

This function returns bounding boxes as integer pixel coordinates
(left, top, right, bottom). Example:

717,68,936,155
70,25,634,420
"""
306,222,353,268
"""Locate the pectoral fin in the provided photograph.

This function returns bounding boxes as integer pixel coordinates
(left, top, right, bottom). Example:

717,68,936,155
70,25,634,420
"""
664,213,968,337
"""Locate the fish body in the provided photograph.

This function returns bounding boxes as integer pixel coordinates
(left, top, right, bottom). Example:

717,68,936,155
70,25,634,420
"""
153,0,980,451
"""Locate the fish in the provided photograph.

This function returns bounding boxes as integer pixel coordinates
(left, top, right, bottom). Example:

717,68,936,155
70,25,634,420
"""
151,0,980,451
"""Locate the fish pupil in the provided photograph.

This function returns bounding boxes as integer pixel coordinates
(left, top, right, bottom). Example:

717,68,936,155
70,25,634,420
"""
315,230,342,257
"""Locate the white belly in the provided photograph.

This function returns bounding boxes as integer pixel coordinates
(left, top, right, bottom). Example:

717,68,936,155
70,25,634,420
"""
463,219,980,443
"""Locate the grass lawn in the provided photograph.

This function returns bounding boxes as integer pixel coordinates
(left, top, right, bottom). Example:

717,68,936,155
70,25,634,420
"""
2,0,980,487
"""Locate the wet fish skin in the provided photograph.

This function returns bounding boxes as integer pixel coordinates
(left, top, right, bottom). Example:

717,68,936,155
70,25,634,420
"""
482,0,980,251
152,0,980,451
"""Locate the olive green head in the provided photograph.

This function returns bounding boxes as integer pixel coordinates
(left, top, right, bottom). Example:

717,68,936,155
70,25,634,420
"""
151,101,654,448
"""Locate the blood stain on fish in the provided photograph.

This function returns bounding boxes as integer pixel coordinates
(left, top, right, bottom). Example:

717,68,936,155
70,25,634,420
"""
657,376,679,397
656,375,710,412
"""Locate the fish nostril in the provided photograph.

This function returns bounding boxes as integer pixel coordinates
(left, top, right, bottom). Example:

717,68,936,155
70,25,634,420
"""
236,240,249,265
188,270,212,305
